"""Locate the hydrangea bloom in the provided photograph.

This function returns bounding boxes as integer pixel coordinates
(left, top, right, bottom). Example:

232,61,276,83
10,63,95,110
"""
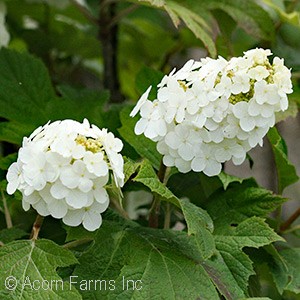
131,48,292,176
6,119,124,231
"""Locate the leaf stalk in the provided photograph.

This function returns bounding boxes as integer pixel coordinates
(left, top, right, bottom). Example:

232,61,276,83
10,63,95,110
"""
30,214,44,240
280,207,300,232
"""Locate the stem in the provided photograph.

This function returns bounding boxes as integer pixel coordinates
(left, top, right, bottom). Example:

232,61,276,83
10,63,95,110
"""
109,4,139,27
1,189,12,228
63,238,93,249
30,214,44,240
164,202,171,229
148,161,168,228
148,196,161,228
98,0,123,102
70,0,98,24
111,197,130,219
283,224,300,234
280,207,300,232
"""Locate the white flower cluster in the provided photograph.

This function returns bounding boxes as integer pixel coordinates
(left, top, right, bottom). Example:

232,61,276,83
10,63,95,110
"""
131,48,292,176
6,119,124,231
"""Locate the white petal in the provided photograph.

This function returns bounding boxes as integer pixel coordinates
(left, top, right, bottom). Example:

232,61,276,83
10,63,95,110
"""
44,164,58,182
203,160,222,176
280,96,288,111
215,149,231,162
165,132,180,149
24,192,41,205
60,167,79,189
93,161,109,177
163,155,175,167
156,119,167,137
82,212,102,231
50,181,69,199
232,154,246,165
134,119,148,135
63,209,85,227
93,200,109,213
48,199,68,219
94,188,109,204
144,123,158,139
93,175,109,188
78,178,93,193
191,157,205,172
178,143,194,161
130,86,152,117
232,102,247,118
32,200,50,216
72,145,85,159
66,189,88,209
22,199,30,211
240,118,255,132
175,158,191,173
6,181,19,195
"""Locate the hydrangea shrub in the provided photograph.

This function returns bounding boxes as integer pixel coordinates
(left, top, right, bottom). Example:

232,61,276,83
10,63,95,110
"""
0,1,299,298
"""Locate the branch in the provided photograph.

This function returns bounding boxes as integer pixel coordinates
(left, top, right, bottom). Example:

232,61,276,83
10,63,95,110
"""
98,1,124,102
1,189,12,229
70,0,98,24
109,4,139,27
280,207,300,232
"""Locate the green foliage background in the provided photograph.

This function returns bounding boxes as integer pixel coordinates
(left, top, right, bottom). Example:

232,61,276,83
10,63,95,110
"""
0,0,299,299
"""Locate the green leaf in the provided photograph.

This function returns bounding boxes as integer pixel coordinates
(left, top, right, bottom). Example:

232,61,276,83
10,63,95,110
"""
269,247,300,294
240,297,272,300
216,217,283,249
263,0,300,26
0,50,110,145
118,107,162,169
123,157,141,184
64,226,96,243
202,181,286,298
202,0,275,41
168,172,223,205
73,220,219,300
0,228,27,244
0,48,56,126
218,172,244,190
0,154,17,171
132,159,179,206
133,159,216,258
205,217,283,299
73,215,282,300
46,86,109,127
133,0,217,57
178,199,213,234
135,66,164,99
0,239,81,299
267,127,299,193
205,181,287,233
178,199,216,259
0,120,36,145
166,2,217,57
58,85,109,105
